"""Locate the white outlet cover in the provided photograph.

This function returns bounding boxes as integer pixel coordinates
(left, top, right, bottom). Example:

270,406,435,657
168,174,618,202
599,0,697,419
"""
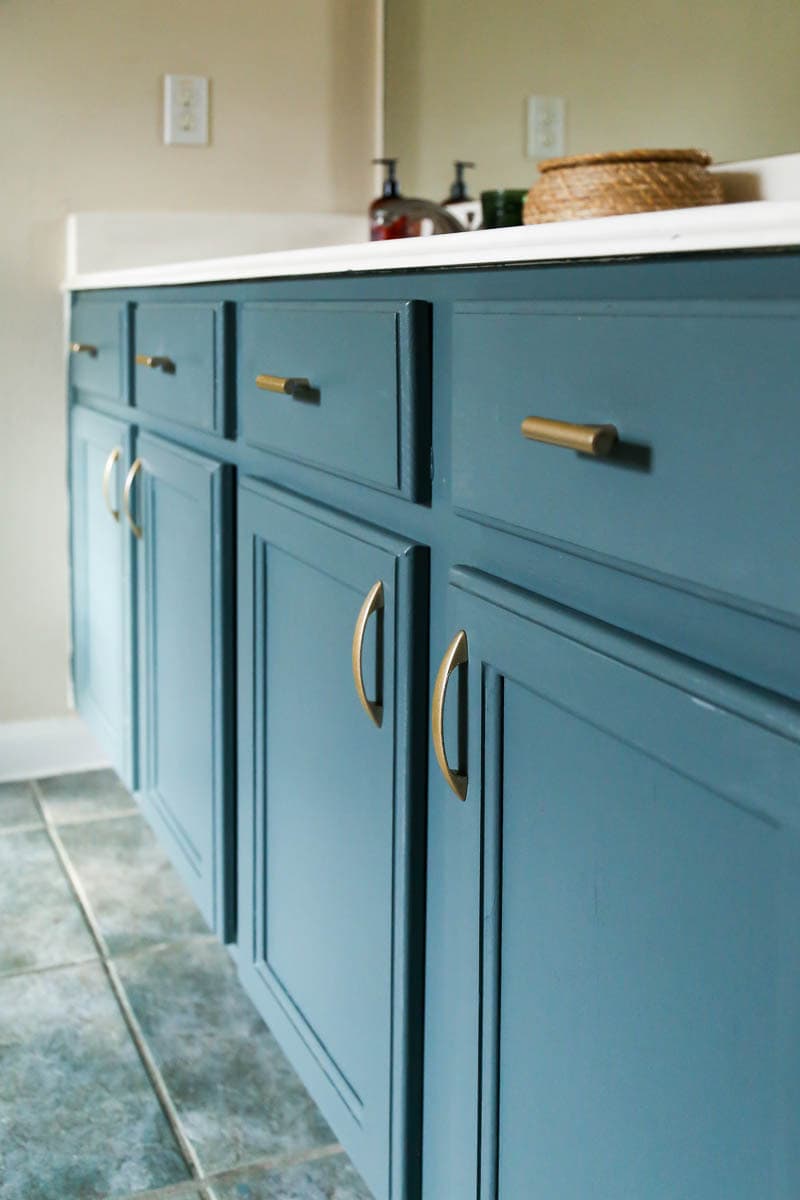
164,75,209,146
527,95,566,160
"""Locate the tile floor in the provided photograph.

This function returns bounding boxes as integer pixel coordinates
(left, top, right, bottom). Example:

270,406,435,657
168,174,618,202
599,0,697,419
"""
0,770,373,1200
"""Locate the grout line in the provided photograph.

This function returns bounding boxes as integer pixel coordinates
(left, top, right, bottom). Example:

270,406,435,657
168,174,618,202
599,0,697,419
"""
30,779,209,1192
27,774,353,1200
0,806,141,840
0,820,46,837
203,1142,344,1187
40,805,141,829
0,953,99,984
112,1143,345,1200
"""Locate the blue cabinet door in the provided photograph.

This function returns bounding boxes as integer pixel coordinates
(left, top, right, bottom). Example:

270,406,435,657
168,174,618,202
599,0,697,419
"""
237,479,427,1200
134,431,234,939
430,567,800,1200
70,406,136,788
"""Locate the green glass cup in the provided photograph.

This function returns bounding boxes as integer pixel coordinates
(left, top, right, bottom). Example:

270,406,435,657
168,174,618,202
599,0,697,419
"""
480,188,528,229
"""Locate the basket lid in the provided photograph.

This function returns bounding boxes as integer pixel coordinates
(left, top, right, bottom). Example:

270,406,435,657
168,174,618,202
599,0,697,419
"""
538,148,713,173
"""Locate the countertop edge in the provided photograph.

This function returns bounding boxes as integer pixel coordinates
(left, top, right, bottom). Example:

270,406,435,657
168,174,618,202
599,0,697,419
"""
64,201,800,291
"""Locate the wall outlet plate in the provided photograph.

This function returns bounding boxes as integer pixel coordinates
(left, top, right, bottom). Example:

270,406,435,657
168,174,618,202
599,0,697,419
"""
526,95,566,160
164,75,209,146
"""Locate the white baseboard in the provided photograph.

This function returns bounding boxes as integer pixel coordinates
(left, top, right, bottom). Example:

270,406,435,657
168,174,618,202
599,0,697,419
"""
0,716,109,783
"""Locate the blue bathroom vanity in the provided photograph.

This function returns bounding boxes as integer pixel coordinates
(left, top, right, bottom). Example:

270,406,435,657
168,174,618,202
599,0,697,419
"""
67,213,800,1200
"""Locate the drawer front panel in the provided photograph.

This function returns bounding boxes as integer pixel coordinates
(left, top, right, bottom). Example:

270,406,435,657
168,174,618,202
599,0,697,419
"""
70,301,128,402
239,301,429,499
134,302,228,433
452,302,800,618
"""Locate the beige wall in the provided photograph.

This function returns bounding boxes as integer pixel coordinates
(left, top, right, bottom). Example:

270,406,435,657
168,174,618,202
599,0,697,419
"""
0,0,378,721
385,0,800,199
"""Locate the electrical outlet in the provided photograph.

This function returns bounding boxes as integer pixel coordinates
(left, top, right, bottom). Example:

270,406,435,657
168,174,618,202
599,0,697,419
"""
164,75,209,146
527,95,566,160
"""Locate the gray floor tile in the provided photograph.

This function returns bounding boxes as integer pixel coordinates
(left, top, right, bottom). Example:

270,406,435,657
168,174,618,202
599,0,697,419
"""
115,937,335,1174
0,829,96,977
58,814,207,955
0,960,189,1200
212,1153,373,1199
0,780,41,832
37,768,136,825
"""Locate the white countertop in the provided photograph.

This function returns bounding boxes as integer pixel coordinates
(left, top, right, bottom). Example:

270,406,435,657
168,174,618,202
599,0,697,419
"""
65,155,800,291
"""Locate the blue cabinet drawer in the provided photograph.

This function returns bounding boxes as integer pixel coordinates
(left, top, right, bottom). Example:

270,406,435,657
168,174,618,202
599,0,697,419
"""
133,302,229,434
70,301,129,402
238,301,429,499
452,301,800,619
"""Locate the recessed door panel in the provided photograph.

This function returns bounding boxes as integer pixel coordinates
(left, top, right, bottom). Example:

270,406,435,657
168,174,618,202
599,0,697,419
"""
135,431,233,938
433,568,800,1200
237,478,426,1200
70,406,135,787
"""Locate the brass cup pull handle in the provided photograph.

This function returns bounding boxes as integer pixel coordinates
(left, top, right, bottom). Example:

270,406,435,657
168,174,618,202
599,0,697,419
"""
70,342,98,357
352,581,384,728
432,630,468,800
122,458,143,539
135,353,175,372
102,446,122,522
521,416,618,457
256,373,312,398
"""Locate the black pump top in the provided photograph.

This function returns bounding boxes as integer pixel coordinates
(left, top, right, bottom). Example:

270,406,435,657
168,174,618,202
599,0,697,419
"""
373,158,401,199
444,160,476,204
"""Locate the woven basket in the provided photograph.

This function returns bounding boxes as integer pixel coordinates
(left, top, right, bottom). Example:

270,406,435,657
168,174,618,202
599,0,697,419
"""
523,148,724,224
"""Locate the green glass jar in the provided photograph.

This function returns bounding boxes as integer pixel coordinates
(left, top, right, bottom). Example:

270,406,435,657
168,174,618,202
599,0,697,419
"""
480,188,528,229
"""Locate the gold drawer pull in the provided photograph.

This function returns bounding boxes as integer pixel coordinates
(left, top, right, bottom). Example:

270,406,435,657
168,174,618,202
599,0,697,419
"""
70,342,97,356
122,458,143,539
432,630,468,800
136,353,175,372
256,373,312,398
102,446,121,522
352,581,384,728
521,416,618,457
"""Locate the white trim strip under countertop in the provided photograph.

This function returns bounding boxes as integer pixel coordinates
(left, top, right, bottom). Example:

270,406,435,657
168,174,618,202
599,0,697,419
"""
65,155,800,291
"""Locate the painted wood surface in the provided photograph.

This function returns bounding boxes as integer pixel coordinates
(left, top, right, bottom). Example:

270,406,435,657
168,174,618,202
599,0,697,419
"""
69,300,129,403
69,252,800,1200
237,479,427,1200
133,302,231,435
434,567,800,1199
452,301,800,618
238,301,430,500
69,405,136,788
134,430,234,939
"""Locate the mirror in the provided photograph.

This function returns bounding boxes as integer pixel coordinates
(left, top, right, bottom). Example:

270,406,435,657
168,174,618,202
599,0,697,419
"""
384,0,800,201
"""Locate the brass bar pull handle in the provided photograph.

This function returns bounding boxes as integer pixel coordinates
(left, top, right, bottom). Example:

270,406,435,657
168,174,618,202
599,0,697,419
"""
102,446,122,522
432,630,468,800
256,373,312,398
521,416,618,457
352,581,384,728
122,458,143,540
70,342,97,356
135,353,175,372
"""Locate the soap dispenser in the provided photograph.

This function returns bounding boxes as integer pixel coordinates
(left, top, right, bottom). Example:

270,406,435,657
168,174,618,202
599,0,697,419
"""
442,160,476,206
370,158,409,241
